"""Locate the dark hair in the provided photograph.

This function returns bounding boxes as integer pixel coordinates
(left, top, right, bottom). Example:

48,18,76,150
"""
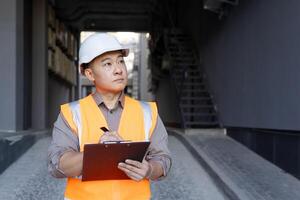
80,63,90,75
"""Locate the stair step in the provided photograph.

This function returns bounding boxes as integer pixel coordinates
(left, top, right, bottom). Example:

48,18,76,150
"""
173,72,202,76
166,41,192,46
184,115,217,122
181,82,205,86
173,62,197,67
174,73,202,77
175,75,203,80
178,79,204,83
166,34,189,38
169,49,193,54
181,97,210,100
183,113,216,116
169,52,194,57
181,105,215,113
180,99,212,105
169,36,191,41
168,50,193,55
181,96,210,99
168,48,192,53
181,88,207,93
168,43,191,48
166,31,187,36
173,61,197,65
178,84,204,89
170,54,194,59
176,86,206,92
181,105,213,108
169,51,194,56
168,39,191,43
174,82,204,88
181,90,209,94
169,47,190,51
167,44,190,47
168,44,191,48
173,77,203,82
173,58,197,65
181,79,204,83
173,76,203,81
179,95,212,100
173,73,202,77
185,121,219,125
174,68,200,72
169,40,191,44
173,58,196,62
184,121,219,128
180,88,208,92
173,64,199,69
176,83,206,87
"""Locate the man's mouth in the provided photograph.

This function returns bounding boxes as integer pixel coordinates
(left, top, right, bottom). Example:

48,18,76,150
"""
113,78,124,82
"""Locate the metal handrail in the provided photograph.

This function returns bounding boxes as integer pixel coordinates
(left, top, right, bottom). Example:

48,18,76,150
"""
166,30,190,129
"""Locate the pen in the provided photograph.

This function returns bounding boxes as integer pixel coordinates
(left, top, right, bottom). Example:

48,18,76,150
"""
100,126,109,132
100,127,131,143
103,140,131,144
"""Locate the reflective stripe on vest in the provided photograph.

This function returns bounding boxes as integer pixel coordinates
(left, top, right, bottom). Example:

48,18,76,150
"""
139,101,152,141
68,100,153,146
69,101,82,146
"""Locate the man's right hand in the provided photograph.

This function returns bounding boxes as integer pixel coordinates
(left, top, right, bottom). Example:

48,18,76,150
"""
99,131,123,143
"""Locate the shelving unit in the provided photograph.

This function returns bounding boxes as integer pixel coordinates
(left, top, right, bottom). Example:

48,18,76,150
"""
47,4,78,86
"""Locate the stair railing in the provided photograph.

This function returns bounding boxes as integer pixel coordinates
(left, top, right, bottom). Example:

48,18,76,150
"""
170,64,189,129
165,30,191,129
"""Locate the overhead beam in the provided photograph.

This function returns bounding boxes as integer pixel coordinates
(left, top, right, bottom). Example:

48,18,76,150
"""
63,10,149,22
56,1,152,18
79,17,150,32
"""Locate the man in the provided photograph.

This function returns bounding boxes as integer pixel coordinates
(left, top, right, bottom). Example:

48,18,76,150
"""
48,33,172,200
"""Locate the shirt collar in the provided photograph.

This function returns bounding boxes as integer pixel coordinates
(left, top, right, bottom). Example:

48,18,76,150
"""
92,91,125,109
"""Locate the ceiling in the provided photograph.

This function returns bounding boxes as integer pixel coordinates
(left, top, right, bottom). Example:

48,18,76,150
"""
54,0,159,32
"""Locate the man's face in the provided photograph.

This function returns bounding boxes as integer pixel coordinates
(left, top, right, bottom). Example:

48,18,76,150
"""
85,50,128,93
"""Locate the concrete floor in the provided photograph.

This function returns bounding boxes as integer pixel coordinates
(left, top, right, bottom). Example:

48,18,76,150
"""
0,135,226,200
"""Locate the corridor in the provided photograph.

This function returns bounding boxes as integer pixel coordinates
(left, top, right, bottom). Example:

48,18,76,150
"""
0,134,226,200
1,129,300,200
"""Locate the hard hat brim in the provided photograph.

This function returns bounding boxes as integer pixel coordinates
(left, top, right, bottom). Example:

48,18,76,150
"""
79,45,130,75
79,45,130,67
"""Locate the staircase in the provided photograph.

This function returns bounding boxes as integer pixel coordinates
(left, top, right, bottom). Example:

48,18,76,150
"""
164,29,219,129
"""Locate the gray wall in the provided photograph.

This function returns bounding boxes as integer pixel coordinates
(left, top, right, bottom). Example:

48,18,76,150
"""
155,76,181,125
0,0,23,131
179,0,300,131
23,0,33,129
138,34,154,101
31,0,48,129
48,76,71,127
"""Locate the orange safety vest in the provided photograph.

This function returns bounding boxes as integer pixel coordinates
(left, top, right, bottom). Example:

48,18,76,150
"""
60,94,158,200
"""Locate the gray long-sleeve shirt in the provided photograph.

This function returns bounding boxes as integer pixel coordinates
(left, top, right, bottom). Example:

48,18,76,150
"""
48,92,172,180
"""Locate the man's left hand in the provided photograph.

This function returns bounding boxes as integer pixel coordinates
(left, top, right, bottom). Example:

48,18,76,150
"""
118,159,151,181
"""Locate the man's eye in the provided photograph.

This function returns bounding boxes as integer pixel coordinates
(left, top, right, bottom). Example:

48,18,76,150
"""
119,60,125,64
104,63,112,67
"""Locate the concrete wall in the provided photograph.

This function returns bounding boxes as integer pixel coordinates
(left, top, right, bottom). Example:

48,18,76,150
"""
178,0,300,131
31,0,48,129
23,0,33,129
155,76,181,125
138,34,154,101
0,0,23,131
48,76,72,127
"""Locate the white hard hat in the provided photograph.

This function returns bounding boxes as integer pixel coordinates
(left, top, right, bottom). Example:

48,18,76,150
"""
79,33,129,74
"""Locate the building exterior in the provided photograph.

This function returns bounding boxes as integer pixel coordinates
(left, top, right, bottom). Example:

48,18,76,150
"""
1,0,300,180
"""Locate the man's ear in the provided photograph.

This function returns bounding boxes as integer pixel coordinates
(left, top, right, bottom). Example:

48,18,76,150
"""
84,68,95,82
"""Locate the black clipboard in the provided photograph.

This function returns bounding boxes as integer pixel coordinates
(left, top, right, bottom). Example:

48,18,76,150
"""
82,141,150,181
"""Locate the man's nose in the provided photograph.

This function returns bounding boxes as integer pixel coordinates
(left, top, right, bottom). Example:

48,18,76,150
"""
113,63,123,74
